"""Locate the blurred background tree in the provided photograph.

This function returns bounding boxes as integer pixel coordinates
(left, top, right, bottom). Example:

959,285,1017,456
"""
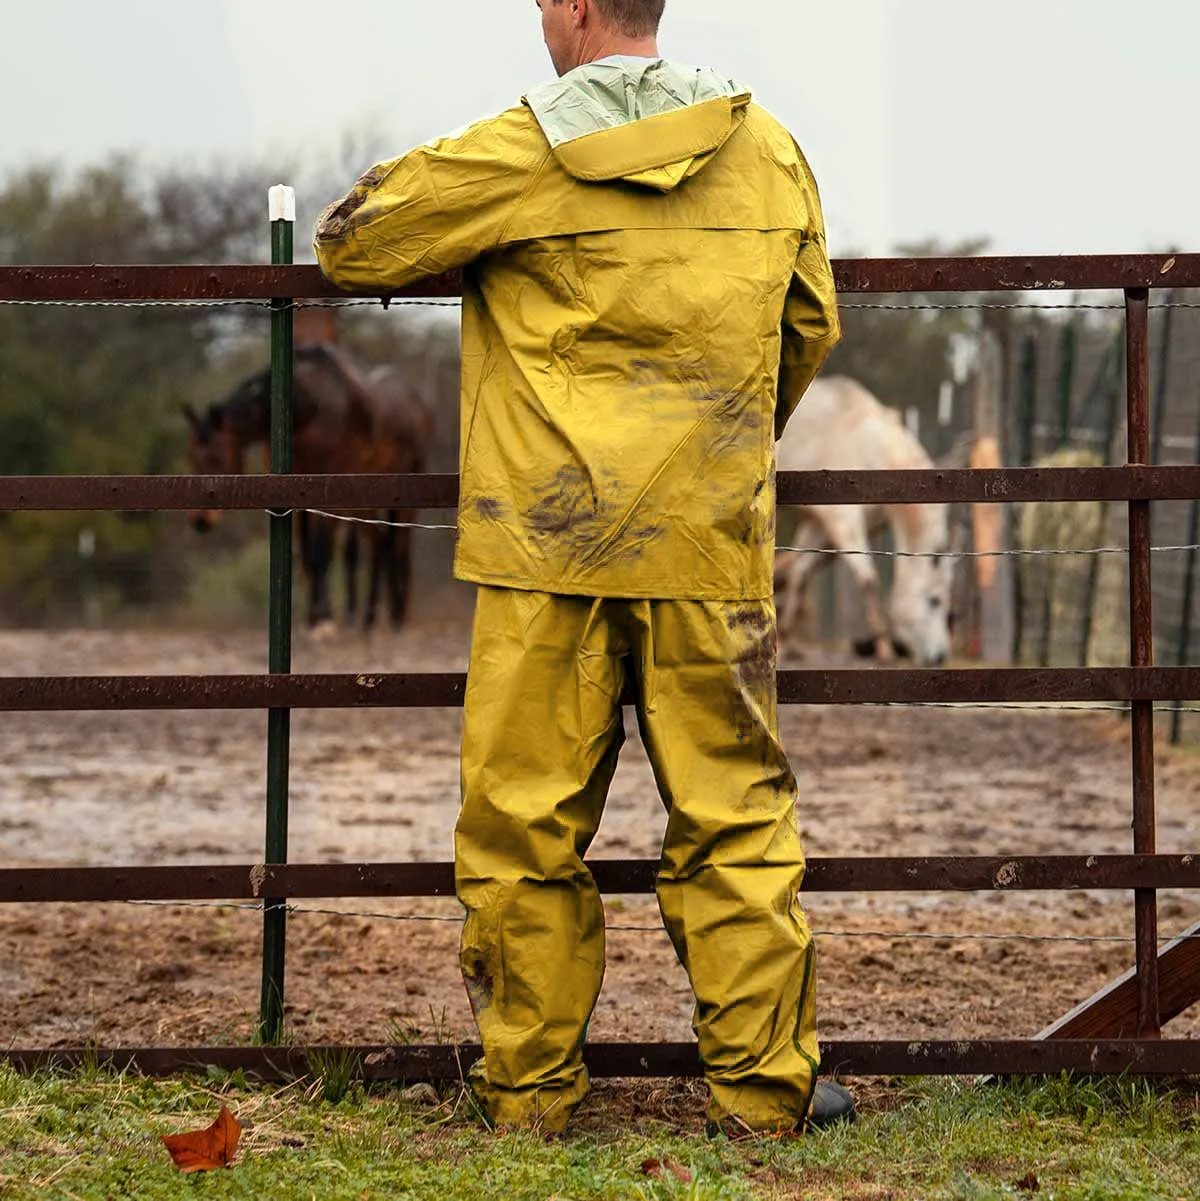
0,155,278,623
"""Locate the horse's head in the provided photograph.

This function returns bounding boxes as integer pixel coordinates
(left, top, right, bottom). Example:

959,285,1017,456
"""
181,374,264,530
885,510,959,666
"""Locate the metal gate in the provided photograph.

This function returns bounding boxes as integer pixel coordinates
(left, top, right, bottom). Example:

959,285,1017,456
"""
1,238,1199,1080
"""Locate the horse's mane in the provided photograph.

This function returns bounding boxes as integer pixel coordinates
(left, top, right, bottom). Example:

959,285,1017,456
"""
298,341,377,401
200,341,405,451
204,363,271,431
201,343,346,432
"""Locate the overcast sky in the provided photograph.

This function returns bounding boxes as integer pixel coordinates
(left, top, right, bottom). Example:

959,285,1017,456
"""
2,0,1197,257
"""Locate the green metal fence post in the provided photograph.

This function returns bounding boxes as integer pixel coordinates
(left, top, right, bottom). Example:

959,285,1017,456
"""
259,184,295,1044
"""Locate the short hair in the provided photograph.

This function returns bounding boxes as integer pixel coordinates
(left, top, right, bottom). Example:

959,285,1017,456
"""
586,0,666,38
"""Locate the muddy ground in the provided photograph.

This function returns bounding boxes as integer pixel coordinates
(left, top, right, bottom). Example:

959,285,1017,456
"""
1,624,1198,1052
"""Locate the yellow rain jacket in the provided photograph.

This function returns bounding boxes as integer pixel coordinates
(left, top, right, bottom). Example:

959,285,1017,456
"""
317,57,840,1135
314,56,839,601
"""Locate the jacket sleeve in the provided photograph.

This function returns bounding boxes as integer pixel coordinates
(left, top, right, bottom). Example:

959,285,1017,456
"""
313,107,549,292
775,163,840,439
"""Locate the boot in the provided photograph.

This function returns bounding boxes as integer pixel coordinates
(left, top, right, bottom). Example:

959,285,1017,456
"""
802,1080,856,1131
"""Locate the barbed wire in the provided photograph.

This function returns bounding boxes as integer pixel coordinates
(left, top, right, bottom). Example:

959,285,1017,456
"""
853,702,1200,715
121,897,1196,947
0,297,277,310
2,295,1197,313
298,298,462,309
775,543,1148,561
271,505,1200,564
0,297,466,312
840,301,1200,312
842,302,1119,312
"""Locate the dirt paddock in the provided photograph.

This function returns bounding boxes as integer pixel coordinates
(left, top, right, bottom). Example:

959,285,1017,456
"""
1,624,1198,1053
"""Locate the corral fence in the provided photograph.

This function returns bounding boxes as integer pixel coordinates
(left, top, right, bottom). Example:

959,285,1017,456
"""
997,293,1200,744
1,220,1199,1082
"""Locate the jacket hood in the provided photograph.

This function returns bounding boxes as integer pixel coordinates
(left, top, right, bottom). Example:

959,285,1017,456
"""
524,56,751,192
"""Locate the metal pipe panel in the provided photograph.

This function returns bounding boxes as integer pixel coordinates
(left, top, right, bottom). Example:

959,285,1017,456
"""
3,855,1197,903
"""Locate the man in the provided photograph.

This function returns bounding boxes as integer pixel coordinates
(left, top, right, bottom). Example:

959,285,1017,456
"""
315,0,851,1136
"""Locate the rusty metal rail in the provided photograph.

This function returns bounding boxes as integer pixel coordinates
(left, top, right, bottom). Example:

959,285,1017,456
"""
6,466,1200,510
5,1040,1199,1081
1,252,1196,1082
2,254,1198,300
0,666,1199,710
3,856,1200,904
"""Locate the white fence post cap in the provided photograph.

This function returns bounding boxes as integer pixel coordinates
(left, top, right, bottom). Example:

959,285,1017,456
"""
268,185,296,222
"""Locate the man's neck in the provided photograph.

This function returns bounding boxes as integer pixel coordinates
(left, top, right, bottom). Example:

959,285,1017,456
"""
574,33,660,68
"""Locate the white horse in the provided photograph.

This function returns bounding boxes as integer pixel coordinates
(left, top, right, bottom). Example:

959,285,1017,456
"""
774,375,955,666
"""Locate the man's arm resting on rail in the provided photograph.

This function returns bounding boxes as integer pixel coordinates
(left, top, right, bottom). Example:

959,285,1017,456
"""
314,108,549,292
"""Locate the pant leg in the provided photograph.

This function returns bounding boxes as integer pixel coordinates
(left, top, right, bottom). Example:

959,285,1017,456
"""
455,586,626,1131
630,597,819,1131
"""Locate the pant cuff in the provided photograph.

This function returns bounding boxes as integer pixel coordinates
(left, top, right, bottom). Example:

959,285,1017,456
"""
467,1060,591,1134
705,1077,814,1133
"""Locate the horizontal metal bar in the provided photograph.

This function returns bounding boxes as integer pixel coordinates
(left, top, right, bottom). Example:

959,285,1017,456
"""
775,466,1200,507
0,473,461,511
2,667,1199,713
0,672,464,710
1,255,1196,301
0,863,459,903
801,855,1200,894
777,666,1200,704
4,855,1198,903
4,1039,1198,1079
4,466,1200,512
0,265,462,302
834,253,1198,293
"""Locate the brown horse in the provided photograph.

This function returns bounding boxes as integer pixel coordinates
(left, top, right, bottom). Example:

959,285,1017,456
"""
184,343,431,629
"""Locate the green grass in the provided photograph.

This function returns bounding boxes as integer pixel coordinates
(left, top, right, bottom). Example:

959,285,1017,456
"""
1,1065,1197,1200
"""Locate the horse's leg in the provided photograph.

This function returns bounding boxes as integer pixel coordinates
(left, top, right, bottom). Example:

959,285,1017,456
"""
822,507,893,662
388,513,410,628
363,524,384,631
777,552,816,655
775,516,827,657
296,510,317,627
343,522,359,628
308,517,335,632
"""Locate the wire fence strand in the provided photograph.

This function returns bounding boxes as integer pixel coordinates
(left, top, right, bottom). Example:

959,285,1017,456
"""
120,897,1198,947
268,508,458,534
273,505,1200,565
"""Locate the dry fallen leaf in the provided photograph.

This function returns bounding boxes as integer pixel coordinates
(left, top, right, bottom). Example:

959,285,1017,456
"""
663,1156,693,1183
162,1104,241,1173
640,1156,692,1183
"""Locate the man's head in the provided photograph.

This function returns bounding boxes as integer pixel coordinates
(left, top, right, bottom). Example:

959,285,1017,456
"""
537,0,664,77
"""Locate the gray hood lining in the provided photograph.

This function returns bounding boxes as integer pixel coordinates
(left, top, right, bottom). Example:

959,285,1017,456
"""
524,56,746,149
